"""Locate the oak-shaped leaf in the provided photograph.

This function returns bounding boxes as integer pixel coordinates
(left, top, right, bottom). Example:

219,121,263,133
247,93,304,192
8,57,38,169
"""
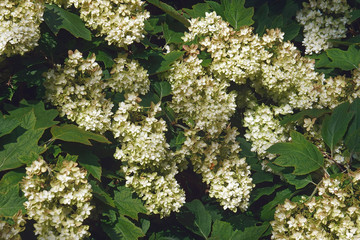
51,124,110,146
114,186,147,221
44,4,91,41
267,131,324,175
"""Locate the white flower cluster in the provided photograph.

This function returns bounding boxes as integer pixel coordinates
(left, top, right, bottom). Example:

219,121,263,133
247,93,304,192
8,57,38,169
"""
166,14,256,212
253,31,324,110
71,0,150,48
271,171,360,239
43,50,149,133
167,49,237,136
183,12,271,85
296,0,352,54
107,54,149,94
180,127,254,212
243,104,293,161
0,0,44,57
21,158,93,240
0,211,26,240
111,97,186,217
181,12,360,169
43,50,113,133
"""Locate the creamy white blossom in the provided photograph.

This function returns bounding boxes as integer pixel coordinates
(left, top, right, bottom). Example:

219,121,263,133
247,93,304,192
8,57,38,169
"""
296,0,352,54
0,0,44,57
21,158,93,240
272,171,360,239
43,50,113,133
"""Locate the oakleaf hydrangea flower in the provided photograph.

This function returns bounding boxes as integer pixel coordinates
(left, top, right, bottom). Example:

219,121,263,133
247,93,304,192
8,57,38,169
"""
0,0,44,57
0,210,26,240
271,171,360,239
296,0,352,54
111,96,186,217
21,158,93,240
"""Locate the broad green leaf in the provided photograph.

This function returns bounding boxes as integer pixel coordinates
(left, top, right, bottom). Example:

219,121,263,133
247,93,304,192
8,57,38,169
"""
252,172,273,184
51,124,111,146
350,9,360,22
93,50,115,69
140,91,161,108
0,170,26,218
222,0,254,29
345,98,360,153
144,16,164,35
5,100,59,130
0,187,26,218
206,1,225,19
233,222,270,240
282,173,312,189
183,3,211,18
153,81,172,99
177,199,212,238
267,131,324,175
209,220,237,240
0,115,19,138
280,108,330,125
89,180,115,207
250,184,282,203
322,102,354,152
162,22,185,44
102,215,145,240
77,150,102,182
260,188,293,221
267,162,311,189
114,186,147,220
147,51,184,75
282,22,300,41
44,4,91,41
146,0,190,27
0,129,44,171
326,45,360,70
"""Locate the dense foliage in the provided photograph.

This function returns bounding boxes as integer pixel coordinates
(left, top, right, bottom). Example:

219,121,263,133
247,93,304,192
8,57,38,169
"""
1,0,360,239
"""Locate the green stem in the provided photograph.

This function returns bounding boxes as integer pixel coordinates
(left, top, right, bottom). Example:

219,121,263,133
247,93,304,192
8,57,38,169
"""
146,0,190,28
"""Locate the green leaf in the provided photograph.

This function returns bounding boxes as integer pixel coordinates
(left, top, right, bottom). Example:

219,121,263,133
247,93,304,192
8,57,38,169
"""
146,0,190,27
0,115,19,138
260,188,293,221
267,131,324,175
93,50,115,69
153,81,172,99
89,180,115,207
77,150,102,182
162,22,185,44
321,102,354,152
206,1,225,19
177,199,212,238
233,222,270,240
102,215,145,240
252,172,273,184
44,4,91,41
350,9,360,23
345,98,360,153
326,45,360,70
250,184,282,203
147,51,184,75
280,108,330,125
51,124,111,146
0,170,26,218
282,172,312,189
0,129,44,171
221,0,254,29
5,100,59,130
209,220,238,240
114,186,147,220
183,3,211,18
